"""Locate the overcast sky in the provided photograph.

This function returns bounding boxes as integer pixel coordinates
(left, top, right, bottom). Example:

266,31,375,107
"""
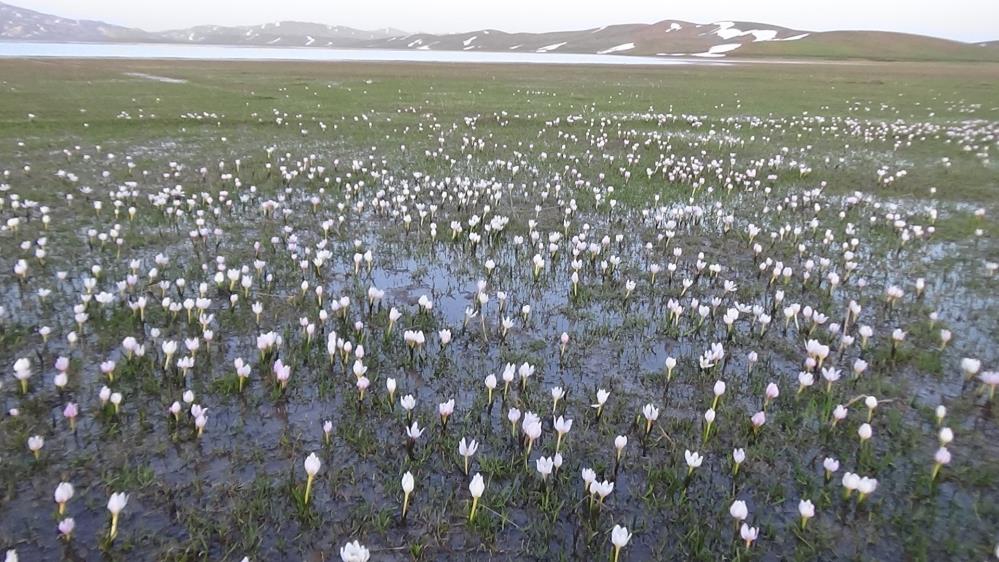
14,0,999,42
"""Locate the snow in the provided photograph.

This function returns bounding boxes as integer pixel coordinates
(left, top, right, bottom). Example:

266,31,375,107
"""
749,30,778,41
592,26,607,33
693,43,742,57
416,45,430,50
536,42,567,52
509,44,523,50
713,22,737,38
666,23,682,32
778,33,810,41
463,35,477,46
711,21,783,42
408,39,423,47
709,43,742,53
267,37,281,44
597,42,635,54
305,35,315,46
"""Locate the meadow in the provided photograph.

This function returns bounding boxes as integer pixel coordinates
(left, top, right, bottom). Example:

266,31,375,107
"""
0,57,997,561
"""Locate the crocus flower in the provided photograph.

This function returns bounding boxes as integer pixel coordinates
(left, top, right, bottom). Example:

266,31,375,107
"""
592,388,610,419
551,386,565,413
939,427,953,445
730,500,748,524
614,435,627,463
107,492,128,541
523,418,542,456
712,381,726,411
54,482,74,514
28,435,44,459
831,404,848,427
611,525,631,562
684,450,703,476
554,416,572,452
740,523,759,548
459,437,478,475
273,359,291,389
856,476,878,502
642,403,659,435
58,518,75,540
13,358,31,394
931,447,951,481
63,402,79,430
961,358,981,380
536,456,554,481
468,473,485,521
763,382,779,409
798,499,815,529
935,405,947,426
732,448,746,475
401,471,415,519
507,407,521,437
484,374,497,403
406,421,424,441
339,540,370,562
823,457,840,480
858,423,873,443
980,371,999,400
303,452,321,505
438,399,455,429
386,378,397,405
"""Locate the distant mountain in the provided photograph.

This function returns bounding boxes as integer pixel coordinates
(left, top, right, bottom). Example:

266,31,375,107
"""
0,1,158,42
1,1,997,62
156,21,404,47
0,2,402,48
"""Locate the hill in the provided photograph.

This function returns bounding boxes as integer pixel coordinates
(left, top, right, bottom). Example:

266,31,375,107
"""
1,1,997,62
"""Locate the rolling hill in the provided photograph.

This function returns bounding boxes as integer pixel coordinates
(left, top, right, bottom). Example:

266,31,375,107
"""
1,1,997,62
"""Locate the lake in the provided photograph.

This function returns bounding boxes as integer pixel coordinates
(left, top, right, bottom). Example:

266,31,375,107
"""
0,41,728,66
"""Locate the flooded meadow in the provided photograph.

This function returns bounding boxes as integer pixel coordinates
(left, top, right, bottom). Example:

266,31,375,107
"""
0,59,997,561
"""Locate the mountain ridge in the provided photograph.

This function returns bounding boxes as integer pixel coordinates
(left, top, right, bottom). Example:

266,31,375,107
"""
2,1,997,61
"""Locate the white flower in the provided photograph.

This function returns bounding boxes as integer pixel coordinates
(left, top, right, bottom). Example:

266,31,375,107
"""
733,448,746,464
798,499,815,519
304,453,321,476
611,524,631,547
107,492,129,515
469,473,485,498
729,500,748,520
684,449,703,469
339,540,370,562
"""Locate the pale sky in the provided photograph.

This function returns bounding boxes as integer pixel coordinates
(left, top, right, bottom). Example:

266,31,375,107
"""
14,0,999,42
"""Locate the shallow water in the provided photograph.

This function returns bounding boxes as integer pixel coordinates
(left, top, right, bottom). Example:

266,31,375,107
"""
0,41,730,66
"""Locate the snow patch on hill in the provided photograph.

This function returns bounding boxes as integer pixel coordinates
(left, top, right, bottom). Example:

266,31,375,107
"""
537,42,567,52
693,43,742,57
711,22,786,42
598,43,635,54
